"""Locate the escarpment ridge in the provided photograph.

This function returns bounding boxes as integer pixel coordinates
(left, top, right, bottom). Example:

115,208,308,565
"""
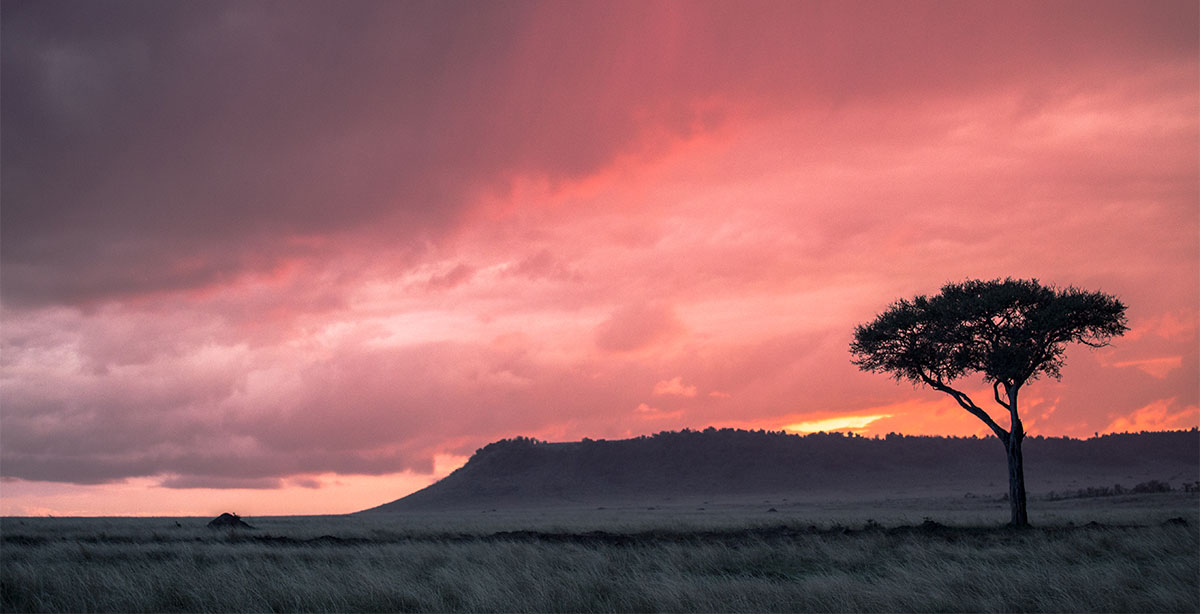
363,428,1199,512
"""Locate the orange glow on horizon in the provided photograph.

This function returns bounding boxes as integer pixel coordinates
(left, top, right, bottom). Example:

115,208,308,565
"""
785,414,892,433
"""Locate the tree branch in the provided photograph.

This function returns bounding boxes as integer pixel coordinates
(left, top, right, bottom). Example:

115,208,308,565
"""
920,374,1010,442
992,380,1010,410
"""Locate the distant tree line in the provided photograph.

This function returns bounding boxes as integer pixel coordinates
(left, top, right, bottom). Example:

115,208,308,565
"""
1043,479,1198,500
480,426,1198,456
470,428,1198,484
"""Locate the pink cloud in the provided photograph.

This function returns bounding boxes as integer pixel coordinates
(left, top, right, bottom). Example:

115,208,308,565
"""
633,403,686,422
424,263,476,291
594,302,683,353
653,376,697,397
1103,399,1200,434
1111,356,1185,380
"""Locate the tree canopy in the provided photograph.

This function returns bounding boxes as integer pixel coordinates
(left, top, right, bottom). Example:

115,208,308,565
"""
850,278,1127,414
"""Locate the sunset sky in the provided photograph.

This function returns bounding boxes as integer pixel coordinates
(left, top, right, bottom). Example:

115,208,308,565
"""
2,0,1197,516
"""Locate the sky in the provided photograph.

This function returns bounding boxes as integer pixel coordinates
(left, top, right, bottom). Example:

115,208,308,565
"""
1,0,1197,516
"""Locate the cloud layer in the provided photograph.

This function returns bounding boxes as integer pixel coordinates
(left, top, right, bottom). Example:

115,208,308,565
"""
2,0,1196,514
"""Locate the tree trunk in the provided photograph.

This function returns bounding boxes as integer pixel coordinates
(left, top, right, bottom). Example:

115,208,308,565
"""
1006,435,1028,526
1006,385,1029,527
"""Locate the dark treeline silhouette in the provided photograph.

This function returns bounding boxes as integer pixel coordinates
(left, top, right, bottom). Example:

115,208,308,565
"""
364,427,1198,512
1043,479,1194,501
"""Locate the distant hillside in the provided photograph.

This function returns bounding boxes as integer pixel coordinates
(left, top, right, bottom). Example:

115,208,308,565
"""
363,428,1199,512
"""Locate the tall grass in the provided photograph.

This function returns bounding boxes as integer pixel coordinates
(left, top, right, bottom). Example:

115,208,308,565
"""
4,513,1197,612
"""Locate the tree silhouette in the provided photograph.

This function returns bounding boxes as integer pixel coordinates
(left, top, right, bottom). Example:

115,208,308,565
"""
849,278,1127,526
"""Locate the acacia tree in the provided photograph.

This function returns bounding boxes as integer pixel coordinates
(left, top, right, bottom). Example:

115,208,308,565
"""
849,278,1127,526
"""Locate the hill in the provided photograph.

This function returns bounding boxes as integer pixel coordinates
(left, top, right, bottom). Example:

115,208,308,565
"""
362,428,1199,512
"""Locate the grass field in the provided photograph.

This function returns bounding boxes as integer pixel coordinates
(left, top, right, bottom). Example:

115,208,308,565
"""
3,492,1198,613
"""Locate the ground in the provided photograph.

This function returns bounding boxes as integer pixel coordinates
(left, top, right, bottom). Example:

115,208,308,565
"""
3,491,1197,612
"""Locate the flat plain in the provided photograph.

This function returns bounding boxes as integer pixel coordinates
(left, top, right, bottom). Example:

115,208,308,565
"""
3,491,1197,613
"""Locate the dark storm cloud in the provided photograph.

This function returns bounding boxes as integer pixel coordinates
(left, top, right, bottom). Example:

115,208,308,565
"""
2,1,535,306
4,0,1194,308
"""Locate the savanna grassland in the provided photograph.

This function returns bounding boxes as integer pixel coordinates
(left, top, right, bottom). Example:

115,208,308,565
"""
3,492,1198,613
